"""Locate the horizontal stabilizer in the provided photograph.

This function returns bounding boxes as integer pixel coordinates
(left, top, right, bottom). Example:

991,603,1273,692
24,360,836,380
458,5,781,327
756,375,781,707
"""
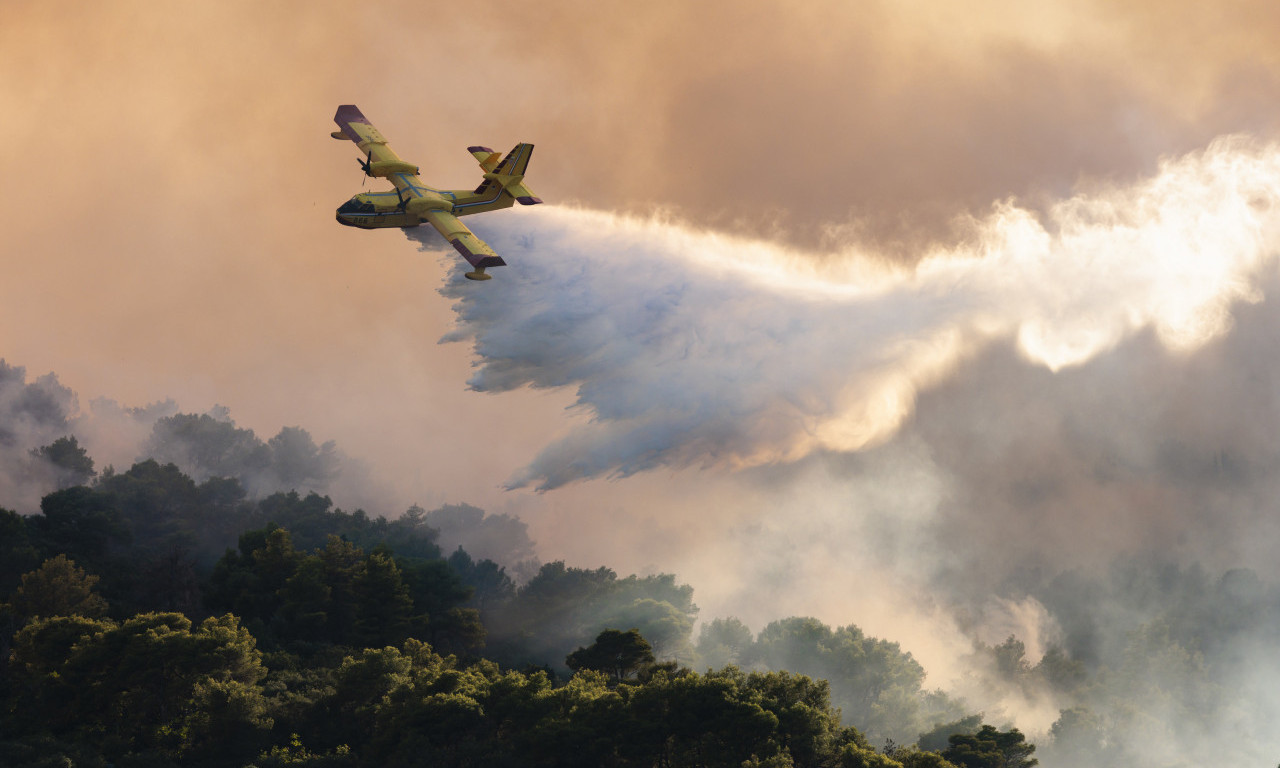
505,181,543,205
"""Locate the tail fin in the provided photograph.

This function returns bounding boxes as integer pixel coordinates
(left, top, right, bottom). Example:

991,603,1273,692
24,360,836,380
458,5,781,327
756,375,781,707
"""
493,142,535,177
467,143,542,206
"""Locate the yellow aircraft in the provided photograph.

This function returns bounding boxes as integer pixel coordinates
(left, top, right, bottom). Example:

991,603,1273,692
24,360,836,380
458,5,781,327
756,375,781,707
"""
331,105,541,280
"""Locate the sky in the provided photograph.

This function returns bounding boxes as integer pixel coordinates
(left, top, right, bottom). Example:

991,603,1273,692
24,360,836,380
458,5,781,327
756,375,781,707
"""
6,0,1280,753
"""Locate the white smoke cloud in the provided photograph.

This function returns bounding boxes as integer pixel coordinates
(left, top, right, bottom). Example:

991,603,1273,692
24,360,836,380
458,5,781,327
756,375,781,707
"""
412,136,1280,491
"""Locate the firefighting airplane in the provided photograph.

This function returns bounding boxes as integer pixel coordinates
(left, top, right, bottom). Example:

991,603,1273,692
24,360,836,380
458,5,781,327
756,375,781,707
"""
331,105,541,280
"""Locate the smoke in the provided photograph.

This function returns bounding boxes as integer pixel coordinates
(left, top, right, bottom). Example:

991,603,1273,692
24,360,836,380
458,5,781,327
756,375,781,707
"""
402,136,1280,763
416,136,1280,492
0,364,369,514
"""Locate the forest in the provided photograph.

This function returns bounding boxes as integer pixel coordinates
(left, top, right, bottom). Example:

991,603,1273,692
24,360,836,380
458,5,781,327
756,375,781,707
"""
9,361,1280,767
0,425,1032,767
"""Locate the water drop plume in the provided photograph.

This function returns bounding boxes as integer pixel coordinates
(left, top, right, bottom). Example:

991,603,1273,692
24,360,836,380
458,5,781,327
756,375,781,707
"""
409,137,1280,490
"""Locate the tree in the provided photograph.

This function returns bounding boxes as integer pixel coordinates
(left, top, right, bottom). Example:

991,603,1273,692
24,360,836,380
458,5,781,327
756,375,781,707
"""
278,555,333,640
352,551,414,648
143,411,270,485
918,715,982,752
752,617,934,744
942,725,1037,768
317,535,363,643
1045,707,1107,766
697,616,754,669
490,561,697,672
206,525,300,628
448,547,516,614
8,612,269,759
266,426,338,492
603,597,694,663
95,459,200,554
566,628,655,682
422,503,537,568
0,508,41,596
30,436,94,489
991,636,1031,682
1033,645,1086,694
31,486,128,573
838,743,904,767
7,555,107,622
892,749,961,768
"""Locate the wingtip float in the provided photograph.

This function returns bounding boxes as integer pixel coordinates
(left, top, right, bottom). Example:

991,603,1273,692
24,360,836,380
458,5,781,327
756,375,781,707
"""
331,105,542,281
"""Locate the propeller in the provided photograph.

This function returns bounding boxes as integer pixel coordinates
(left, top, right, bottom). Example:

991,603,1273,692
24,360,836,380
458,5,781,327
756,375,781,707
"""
357,150,373,176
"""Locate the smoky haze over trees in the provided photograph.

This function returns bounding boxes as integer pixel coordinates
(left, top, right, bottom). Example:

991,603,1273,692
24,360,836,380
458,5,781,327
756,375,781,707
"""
0,424,996,767
4,358,1280,765
0,360,349,511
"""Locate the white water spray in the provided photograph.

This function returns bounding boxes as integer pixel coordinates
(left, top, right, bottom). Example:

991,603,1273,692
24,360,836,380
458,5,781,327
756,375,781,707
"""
409,136,1280,490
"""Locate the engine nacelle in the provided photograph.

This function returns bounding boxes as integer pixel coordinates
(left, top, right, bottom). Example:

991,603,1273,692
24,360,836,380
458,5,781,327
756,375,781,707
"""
366,160,420,177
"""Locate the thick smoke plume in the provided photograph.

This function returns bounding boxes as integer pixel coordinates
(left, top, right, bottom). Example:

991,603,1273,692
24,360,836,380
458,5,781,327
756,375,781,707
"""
407,137,1280,764
414,137,1280,491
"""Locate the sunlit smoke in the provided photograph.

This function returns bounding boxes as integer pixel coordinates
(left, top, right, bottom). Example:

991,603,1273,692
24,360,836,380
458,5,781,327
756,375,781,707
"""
411,137,1280,490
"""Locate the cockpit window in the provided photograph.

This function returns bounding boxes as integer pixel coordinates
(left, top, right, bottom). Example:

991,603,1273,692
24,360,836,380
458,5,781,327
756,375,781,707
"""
338,198,377,214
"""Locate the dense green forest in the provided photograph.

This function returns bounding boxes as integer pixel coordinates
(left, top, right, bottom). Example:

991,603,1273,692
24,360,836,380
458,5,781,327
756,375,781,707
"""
14,363,1280,767
0,428,1036,767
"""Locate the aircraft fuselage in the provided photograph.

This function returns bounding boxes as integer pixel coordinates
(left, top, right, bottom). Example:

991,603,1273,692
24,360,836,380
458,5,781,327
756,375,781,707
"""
335,177,456,229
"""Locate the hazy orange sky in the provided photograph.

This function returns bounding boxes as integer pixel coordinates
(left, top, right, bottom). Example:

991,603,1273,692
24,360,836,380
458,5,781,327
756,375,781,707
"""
7,0,1280,690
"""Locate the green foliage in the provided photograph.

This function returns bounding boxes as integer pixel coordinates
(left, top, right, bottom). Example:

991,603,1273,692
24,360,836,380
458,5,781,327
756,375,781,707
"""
31,485,129,574
253,491,442,561
255,733,355,767
697,616,754,668
7,554,108,622
487,560,699,671
1045,706,1108,766
351,551,414,648
8,612,269,760
565,628,656,682
447,546,515,613
268,426,339,491
144,412,271,484
750,616,952,744
0,456,1010,768
917,715,982,752
890,747,960,768
604,597,694,661
207,527,479,654
30,435,95,489
838,743,904,768
0,508,41,595
142,412,338,497
942,725,1037,768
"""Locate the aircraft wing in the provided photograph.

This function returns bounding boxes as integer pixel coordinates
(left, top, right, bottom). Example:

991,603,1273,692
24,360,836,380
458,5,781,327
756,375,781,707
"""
420,209,506,270
333,105,419,176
